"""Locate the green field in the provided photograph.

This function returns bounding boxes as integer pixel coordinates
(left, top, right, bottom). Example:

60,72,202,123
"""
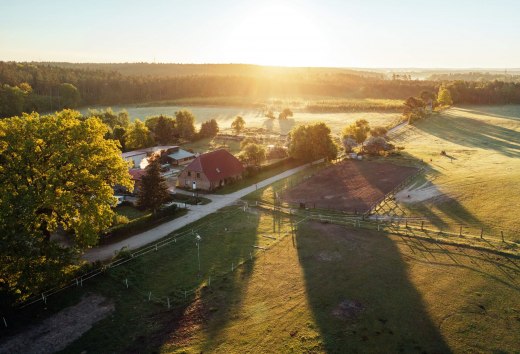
6,207,518,353
387,105,520,242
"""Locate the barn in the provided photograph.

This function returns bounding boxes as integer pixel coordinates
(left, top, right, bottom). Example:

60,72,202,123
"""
178,149,245,191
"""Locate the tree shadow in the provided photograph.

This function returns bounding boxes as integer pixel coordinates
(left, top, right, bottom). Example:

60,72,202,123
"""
50,208,261,353
415,113,520,158
262,119,275,132
295,221,452,353
456,106,520,122
278,118,296,135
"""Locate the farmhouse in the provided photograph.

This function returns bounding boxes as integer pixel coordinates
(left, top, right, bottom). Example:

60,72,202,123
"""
178,149,245,191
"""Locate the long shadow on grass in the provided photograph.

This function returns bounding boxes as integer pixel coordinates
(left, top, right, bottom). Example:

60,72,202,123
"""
296,222,452,353
59,207,261,353
416,113,520,158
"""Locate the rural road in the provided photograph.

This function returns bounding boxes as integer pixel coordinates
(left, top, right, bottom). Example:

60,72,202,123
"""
83,162,315,262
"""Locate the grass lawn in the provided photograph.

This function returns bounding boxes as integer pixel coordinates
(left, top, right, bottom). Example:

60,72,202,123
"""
9,208,518,353
386,105,520,242
115,205,149,220
170,193,211,205
213,159,305,195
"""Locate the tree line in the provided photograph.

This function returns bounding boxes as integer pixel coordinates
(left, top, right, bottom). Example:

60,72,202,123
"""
2,61,520,119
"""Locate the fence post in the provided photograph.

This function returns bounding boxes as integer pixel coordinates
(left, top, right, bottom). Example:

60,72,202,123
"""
2,317,6,328
148,292,152,301
167,297,170,309
480,228,484,239
501,231,505,242
184,290,187,299
231,263,234,272
459,225,462,237
125,278,129,288
421,221,424,231
208,276,211,287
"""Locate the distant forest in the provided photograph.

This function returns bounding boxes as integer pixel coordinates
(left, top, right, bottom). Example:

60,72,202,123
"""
1,62,520,118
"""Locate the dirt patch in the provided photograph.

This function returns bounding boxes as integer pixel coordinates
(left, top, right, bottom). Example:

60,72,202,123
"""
332,300,365,321
0,294,113,354
395,182,443,203
282,160,418,213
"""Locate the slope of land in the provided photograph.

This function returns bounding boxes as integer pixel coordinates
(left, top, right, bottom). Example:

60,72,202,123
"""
388,105,520,242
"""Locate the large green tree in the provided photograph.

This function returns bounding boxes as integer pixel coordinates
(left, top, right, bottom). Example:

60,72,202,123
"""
145,115,176,145
240,143,266,167
288,122,338,162
437,86,453,106
58,83,81,108
137,156,170,213
175,110,196,140
0,110,133,303
125,119,154,150
198,119,219,138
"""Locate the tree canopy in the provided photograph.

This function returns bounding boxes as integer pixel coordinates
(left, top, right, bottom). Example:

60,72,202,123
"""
231,116,245,135
175,110,196,140
0,110,133,303
288,122,338,162
437,86,453,106
198,119,219,138
278,108,293,120
137,155,170,213
342,119,371,144
240,143,266,167
125,119,154,150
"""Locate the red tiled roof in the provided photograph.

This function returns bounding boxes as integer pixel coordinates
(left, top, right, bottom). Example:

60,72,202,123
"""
128,169,146,181
185,149,244,182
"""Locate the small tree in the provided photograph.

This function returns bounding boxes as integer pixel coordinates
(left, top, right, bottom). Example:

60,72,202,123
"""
175,110,196,140
137,156,170,214
199,119,219,138
240,143,266,167
278,108,293,120
437,86,453,106
231,116,245,135
342,119,370,144
265,110,276,119
288,122,338,162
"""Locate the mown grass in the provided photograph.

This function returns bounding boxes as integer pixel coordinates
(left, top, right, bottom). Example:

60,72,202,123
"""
10,209,517,353
213,159,305,195
387,105,520,242
115,205,149,220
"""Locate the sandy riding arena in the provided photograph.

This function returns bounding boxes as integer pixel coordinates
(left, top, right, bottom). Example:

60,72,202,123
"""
282,160,418,213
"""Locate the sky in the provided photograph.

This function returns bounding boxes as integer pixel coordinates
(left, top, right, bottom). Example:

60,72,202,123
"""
1,0,519,68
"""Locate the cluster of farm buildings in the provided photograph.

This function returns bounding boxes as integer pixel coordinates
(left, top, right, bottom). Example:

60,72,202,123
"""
120,146,245,195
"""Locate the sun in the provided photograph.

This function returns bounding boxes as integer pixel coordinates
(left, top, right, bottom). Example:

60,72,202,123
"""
221,2,330,67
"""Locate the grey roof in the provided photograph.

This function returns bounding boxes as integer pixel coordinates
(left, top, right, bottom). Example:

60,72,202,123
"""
167,149,195,160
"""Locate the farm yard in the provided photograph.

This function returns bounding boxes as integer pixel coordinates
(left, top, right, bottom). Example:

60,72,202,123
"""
387,105,520,242
281,160,418,213
3,207,518,353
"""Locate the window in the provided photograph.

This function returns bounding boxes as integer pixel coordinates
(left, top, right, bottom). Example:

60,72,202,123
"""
196,172,200,178
188,171,191,177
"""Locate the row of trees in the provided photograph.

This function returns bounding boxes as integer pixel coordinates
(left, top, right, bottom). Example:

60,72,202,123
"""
2,61,520,118
87,108,219,151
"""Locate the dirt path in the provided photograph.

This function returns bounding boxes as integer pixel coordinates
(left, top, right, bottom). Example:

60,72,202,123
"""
0,294,113,354
83,162,314,262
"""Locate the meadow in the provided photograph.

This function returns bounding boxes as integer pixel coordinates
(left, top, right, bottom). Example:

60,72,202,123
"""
387,105,520,242
4,207,517,353
80,99,402,135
